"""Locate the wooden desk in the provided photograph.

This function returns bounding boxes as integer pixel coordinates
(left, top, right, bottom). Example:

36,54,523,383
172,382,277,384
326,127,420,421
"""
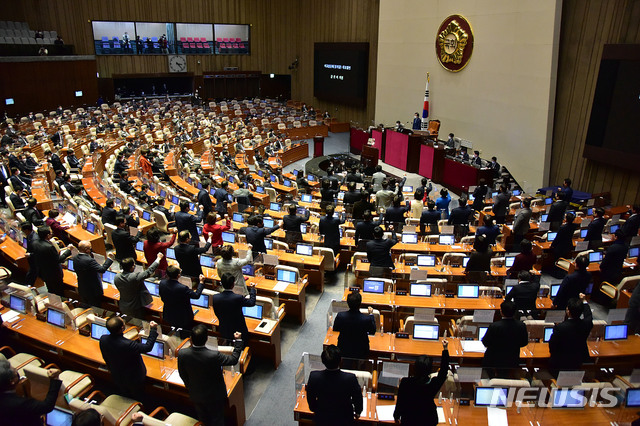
66,225,106,256
281,143,309,167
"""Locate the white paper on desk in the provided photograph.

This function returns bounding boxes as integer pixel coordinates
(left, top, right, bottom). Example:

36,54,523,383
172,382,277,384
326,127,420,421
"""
451,245,461,249
544,310,565,324
606,308,627,324
62,212,77,226
375,404,395,422
461,340,487,353
437,406,446,424
414,308,435,322
556,370,584,387
360,397,367,417
487,407,508,426
1,310,20,323
273,281,289,292
166,369,184,385
473,310,495,324
409,269,428,281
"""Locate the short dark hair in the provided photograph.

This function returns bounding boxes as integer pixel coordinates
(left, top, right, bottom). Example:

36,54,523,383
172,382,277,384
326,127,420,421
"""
120,257,135,272
166,265,180,279
20,222,32,232
522,198,531,208
564,178,571,186
72,408,102,426
321,344,341,369
565,212,575,223
413,355,433,379
37,225,51,239
575,255,589,270
288,205,297,215
500,300,517,317
567,297,583,318
48,209,59,219
517,270,531,282
458,196,467,206
27,197,37,208
178,230,190,242
221,273,235,289
325,205,334,217
106,315,124,334
520,239,532,255
179,200,189,212
220,245,234,260
373,225,383,239
346,290,362,310
115,215,126,227
191,323,209,346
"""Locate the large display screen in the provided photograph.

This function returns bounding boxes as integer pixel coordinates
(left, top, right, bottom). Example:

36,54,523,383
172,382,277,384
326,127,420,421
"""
314,42,369,107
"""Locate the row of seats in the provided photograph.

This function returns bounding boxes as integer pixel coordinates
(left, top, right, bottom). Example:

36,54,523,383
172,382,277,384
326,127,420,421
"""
0,29,56,39
0,37,56,45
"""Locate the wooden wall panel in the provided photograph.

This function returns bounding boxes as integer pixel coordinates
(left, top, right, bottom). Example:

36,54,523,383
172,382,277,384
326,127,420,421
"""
551,0,640,205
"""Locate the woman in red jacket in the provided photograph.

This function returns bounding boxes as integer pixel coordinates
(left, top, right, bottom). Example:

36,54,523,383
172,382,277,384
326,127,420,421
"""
202,212,231,255
144,226,177,277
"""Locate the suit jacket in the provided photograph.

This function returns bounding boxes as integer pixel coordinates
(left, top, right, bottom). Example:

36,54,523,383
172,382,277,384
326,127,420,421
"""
547,200,568,226
0,378,62,426
352,199,375,221
197,189,213,218
551,222,577,258
394,350,449,426
319,215,344,252
472,186,489,211
99,328,158,388
553,269,591,310
482,318,528,368
175,210,203,243
465,248,493,273
9,193,25,210
622,213,640,239
307,369,362,426
23,206,44,226
476,224,500,245
385,205,410,224
31,239,71,295
114,260,158,318
366,234,397,268
212,288,256,340
160,278,204,329
492,193,510,218
101,206,118,226
600,240,628,284
73,252,113,306
585,217,606,246
49,153,66,174
112,227,140,261
549,303,593,370
333,309,376,359
505,281,541,312
512,207,532,236
174,241,211,277
240,225,279,254
214,188,229,214
178,340,242,404
420,210,441,234
9,174,28,191
354,220,381,244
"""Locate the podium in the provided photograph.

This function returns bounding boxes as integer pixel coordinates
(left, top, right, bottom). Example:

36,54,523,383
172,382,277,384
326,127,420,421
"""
313,135,324,157
361,145,379,168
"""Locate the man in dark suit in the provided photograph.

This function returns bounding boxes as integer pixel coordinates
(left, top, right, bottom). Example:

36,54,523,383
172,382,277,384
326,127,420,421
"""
32,226,73,296
354,210,381,249
345,167,364,184
212,273,256,343
319,205,345,255
239,215,280,258
492,184,510,225
476,215,500,246
482,300,528,376
178,324,243,426
101,198,118,226
307,345,363,426
20,222,38,285
114,255,161,319
622,205,640,242
214,180,230,215
22,197,44,226
352,192,375,221
366,225,397,276
73,240,114,307
559,178,573,202
584,207,606,249
448,196,473,239
342,182,362,205
0,360,62,426
174,230,212,278
44,149,66,175
197,179,214,220
282,204,310,246
511,198,532,248
553,254,591,310
99,316,159,398
551,212,577,260
549,294,593,372
9,187,26,210
599,229,628,284
504,271,541,317
9,167,30,192
159,266,204,336
490,156,501,178
384,196,410,232
113,153,128,176
411,112,421,130
112,215,142,263
175,200,203,244
333,291,376,360
420,200,441,234
547,192,568,231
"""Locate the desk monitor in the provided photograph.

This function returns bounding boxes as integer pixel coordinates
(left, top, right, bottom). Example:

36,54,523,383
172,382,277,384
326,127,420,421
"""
307,174,315,182
264,238,273,250
242,264,255,276
270,175,277,183
255,186,265,194
478,326,488,340
409,283,431,297
46,407,74,426
277,268,296,283
629,247,640,258
159,189,167,198
90,322,110,340
293,169,299,177
22,236,27,249
402,185,413,192
589,251,603,263
296,207,307,216
47,308,66,328
547,232,557,242
171,195,179,205
269,202,281,212
544,327,554,342
5,98,14,106
541,214,549,222
439,234,455,245
545,197,553,205
417,254,436,267
220,171,226,178
221,231,235,243
263,217,275,228
191,293,210,308
550,284,560,297
227,194,233,202
102,270,116,284
233,212,244,223
580,228,588,238
512,189,521,196
401,233,418,244
242,304,263,320
296,243,313,256
136,241,144,251
492,192,499,198
551,388,586,408
505,255,516,268
197,182,202,190
337,192,345,201
142,211,152,221
363,279,385,294
413,324,439,340
626,388,640,407
462,257,470,267
458,285,479,298
166,247,176,259
197,226,203,236
228,176,235,183
604,324,628,341
283,179,292,187
300,223,308,234
505,285,514,295
301,194,312,203
209,188,216,196
86,222,96,234
67,258,74,272
200,255,214,268
144,280,159,297
257,170,263,177
584,282,594,295
609,224,620,234
9,294,27,313
474,387,509,407
141,338,164,359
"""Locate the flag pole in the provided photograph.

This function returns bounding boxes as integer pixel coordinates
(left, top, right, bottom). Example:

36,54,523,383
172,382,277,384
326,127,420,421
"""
421,72,430,130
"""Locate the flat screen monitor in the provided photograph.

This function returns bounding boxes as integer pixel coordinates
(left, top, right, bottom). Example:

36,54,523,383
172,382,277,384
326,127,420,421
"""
270,175,277,183
402,185,413,192
166,247,176,259
257,170,263,177
512,189,521,196
269,202,281,212
401,233,418,244
200,255,214,268
86,222,96,234
478,326,488,340
551,284,560,297
221,231,235,243
293,169,299,176
22,237,27,249
551,388,585,408
227,194,233,202
409,283,431,297
209,188,216,196
314,42,369,107
505,285,514,295
5,98,14,105
171,195,179,205
462,257,470,267
102,270,116,284
141,338,164,359
191,293,210,308
585,282,594,295
255,186,265,194
277,268,296,283
545,197,553,205
629,247,640,258
363,279,385,294
439,235,454,245
580,228,588,238
417,254,436,267
242,264,254,276
587,207,593,216
300,223,308,234
547,232,557,242
337,192,345,201
233,212,244,223
541,214,549,222
142,211,151,221
144,280,159,296
263,217,275,228
136,241,144,251
75,91,83,97
9,294,27,313
296,243,313,256
264,238,273,250
457,285,479,298
301,194,312,203
242,304,263,319
228,176,235,183
413,323,439,340
47,308,66,328
67,259,74,272
609,224,620,234
505,255,516,268
604,324,628,340
626,388,640,407
589,251,603,263
474,387,509,407
297,207,307,216
307,174,315,182
159,189,166,197
90,322,110,340
544,327,554,342
46,407,74,426
283,179,292,187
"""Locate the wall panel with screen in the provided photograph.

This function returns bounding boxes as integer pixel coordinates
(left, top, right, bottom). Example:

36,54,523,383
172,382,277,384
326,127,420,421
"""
92,21,135,55
135,22,174,54
314,42,369,107
213,24,250,55
176,23,214,54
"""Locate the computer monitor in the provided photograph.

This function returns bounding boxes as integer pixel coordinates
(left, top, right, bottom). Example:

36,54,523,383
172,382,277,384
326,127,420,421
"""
301,194,312,203
296,243,313,256
191,293,210,308
257,170,263,177
505,285,514,295
171,195,179,205
277,268,296,283
439,234,455,245
547,232,557,242
46,407,74,426
551,388,585,408
402,185,413,192
209,188,216,196
580,228,588,238
587,207,594,216
363,279,385,294
505,255,516,268
283,179,292,187
233,212,244,223
86,222,96,234
22,237,27,249
264,238,273,250
545,197,553,205
228,176,235,183
585,282,594,295
626,388,640,407
474,387,509,407
67,259,74,272
478,326,488,340
47,308,66,328
263,217,275,228
9,294,27,313
462,257,470,267
609,224,620,234
550,284,560,297
242,305,263,320
409,283,431,297
141,338,164,359
307,174,315,182
543,327,554,342
159,189,167,197
227,194,233,202
136,241,144,251
166,247,176,259
221,231,235,243
512,189,521,196
90,322,110,340
142,211,152,221
102,270,116,284
270,202,281,212
255,186,265,194
337,192,345,201
300,223,308,234
629,247,640,258
293,169,299,177
457,285,479,298
401,233,418,244
242,264,255,276
589,251,603,263
541,214,549,222
270,175,277,183
417,254,436,267
200,255,214,268
144,280,159,296
604,324,628,341
297,207,307,216
413,324,439,340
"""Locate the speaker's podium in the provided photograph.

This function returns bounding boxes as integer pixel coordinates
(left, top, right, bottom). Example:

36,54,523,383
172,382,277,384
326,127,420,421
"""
313,135,324,158
361,145,379,168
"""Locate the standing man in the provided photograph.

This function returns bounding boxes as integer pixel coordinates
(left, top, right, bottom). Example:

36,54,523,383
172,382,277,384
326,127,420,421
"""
31,226,73,296
551,212,577,261
178,324,243,426
73,241,114,307
174,230,212,279
511,198,532,248
333,291,376,360
481,301,528,376
101,198,118,226
447,196,473,240
559,178,573,202
99,316,159,398
504,271,540,318
622,205,640,242
319,205,344,256
175,200,204,244
366,225,397,277
212,273,257,344
283,204,310,246
214,181,230,216
553,255,591,310
112,215,142,263
114,254,161,319
584,207,606,249
372,165,385,192
411,112,421,130
197,179,214,220
492,185,510,225
240,215,280,260
159,266,205,336
599,229,628,285
306,345,363,426
547,192,568,232
549,294,593,373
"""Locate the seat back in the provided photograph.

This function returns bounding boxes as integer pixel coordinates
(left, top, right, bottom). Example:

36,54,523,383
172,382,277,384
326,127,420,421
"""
152,210,170,233
359,308,382,332
341,369,373,390
274,264,300,283
313,247,336,271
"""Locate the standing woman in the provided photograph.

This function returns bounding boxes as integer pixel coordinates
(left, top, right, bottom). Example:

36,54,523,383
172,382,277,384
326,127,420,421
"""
144,226,177,278
216,244,253,295
410,188,425,219
435,188,451,219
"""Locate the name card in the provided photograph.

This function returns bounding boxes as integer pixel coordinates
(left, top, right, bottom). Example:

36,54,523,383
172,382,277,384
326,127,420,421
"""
473,310,495,324
556,370,585,387
544,310,565,324
414,308,435,322
409,269,428,281
606,308,627,324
